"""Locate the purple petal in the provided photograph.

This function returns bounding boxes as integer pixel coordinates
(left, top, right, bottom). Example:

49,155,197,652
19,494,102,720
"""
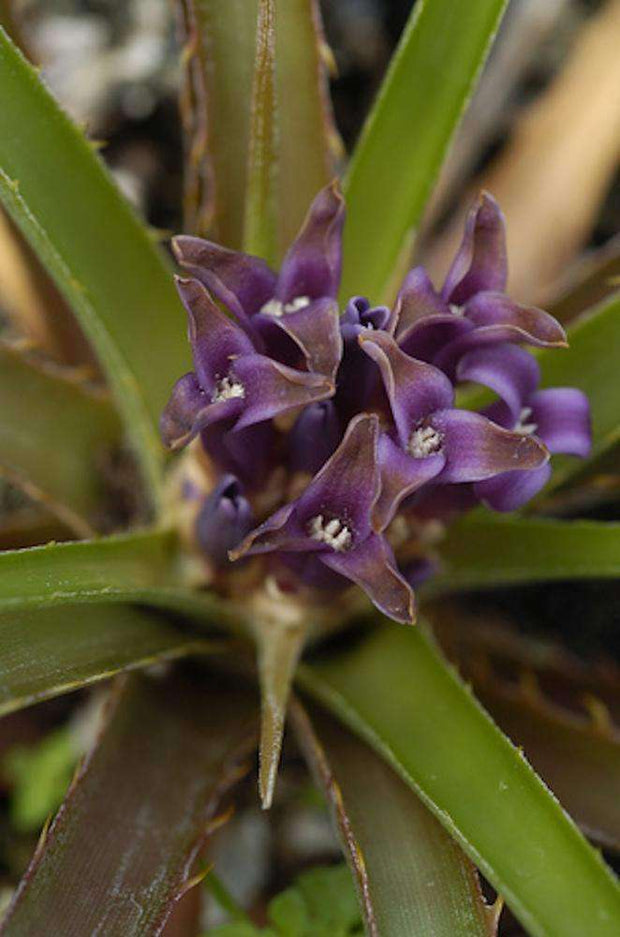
529,388,592,456
289,401,341,474
256,298,342,380
175,277,255,391
231,355,334,431
160,372,241,450
397,313,474,364
321,533,415,624
359,331,454,446
294,413,381,541
172,237,276,328
341,296,391,341
275,181,345,302
196,475,254,566
442,192,507,304
202,421,275,489
475,463,552,512
457,344,541,423
392,267,450,339
429,409,549,483
373,432,445,531
230,502,317,559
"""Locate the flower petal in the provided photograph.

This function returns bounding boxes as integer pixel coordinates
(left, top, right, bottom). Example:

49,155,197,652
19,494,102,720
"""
175,276,255,391
230,502,316,559
430,409,549,483
160,372,241,450
275,181,345,302
457,344,540,423
442,192,507,304
397,313,474,364
321,532,415,624
231,356,334,431
392,266,450,338
258,297,343,380
373,432,445,531
464,292,567,344
341,296,391,341
475,463,552,512
172,237,276,328
529,388,592,456
196,475,254,566
359,331,454,446
202,421,275,489
289,400,342,474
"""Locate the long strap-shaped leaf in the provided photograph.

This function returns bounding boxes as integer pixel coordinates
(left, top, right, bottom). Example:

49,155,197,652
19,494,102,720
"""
178,0,338,255
0,672,258,936
0,29,190,509
429,515,620,593
299,625,620,937
0,603,217,718
0,342,120,536
293,700,494,937
340,0,508,303
0,529,228,624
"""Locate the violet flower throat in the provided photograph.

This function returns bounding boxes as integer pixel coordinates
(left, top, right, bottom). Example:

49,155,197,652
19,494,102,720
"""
161,183,591,625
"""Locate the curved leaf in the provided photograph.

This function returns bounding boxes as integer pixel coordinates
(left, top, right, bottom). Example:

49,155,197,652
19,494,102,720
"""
0,29,190,508
293,700,494,937
299,624,620,937
340,0,508,303
429,515,620,593
0,341,121,535
0,603,216,718
0,672,258,936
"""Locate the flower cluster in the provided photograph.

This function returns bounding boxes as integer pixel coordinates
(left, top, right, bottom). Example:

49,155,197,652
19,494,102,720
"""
161,184,591,624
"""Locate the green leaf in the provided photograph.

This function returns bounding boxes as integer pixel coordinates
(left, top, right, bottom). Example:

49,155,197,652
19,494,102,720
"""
0,341,121,536
4,725,77,832
429,515,620,593
1,672,258,936
0,28,190,508
299,624,620,937
340,0,508,303
0,603,216,717
243,0,278,265
547,237,620,324
274,0,340,253
293,701,493,937
177,0,259,244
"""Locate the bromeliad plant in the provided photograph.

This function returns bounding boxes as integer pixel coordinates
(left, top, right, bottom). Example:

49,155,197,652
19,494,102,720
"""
0,2,618,935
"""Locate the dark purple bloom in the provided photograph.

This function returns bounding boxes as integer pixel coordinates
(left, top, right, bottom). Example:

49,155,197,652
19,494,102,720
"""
337,296,391,419
172,183,345,381
391,194,567,380
456,343,591,510
359,331,550,529
196,475,254,566
289,400,341,475
231,414,416,624
160,277,333,451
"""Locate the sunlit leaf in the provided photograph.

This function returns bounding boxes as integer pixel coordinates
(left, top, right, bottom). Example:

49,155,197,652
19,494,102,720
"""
340,0,508,303
0,341,120,535
0,672,258,935
429,515,620,594
293,700,494,937
299,624,620,937
0,28,190,508
0,603,217,717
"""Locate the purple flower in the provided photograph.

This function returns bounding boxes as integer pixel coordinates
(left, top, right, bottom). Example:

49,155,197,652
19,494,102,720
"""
289,401,341,475
196,475,254,566
231,414,416,624
160,277,333,451
337,296,391,420
172,183,345,381
391,194,567,380
456,343,591,510
358,331,550,529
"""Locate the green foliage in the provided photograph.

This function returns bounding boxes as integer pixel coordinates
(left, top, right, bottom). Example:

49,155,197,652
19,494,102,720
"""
207,865,363,937
4,726,76,832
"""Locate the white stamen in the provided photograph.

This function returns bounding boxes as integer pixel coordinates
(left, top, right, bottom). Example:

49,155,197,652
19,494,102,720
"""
449,303,464,317
514,406,538,436
212,375,245,403
308,514,352,552
408,424,443,458
260,296,311,317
